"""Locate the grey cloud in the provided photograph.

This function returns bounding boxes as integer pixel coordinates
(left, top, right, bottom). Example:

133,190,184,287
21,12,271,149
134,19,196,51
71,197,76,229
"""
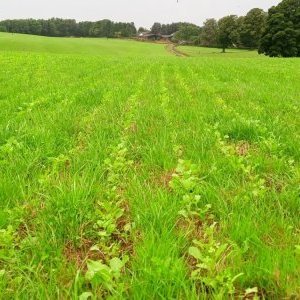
1,0,280,28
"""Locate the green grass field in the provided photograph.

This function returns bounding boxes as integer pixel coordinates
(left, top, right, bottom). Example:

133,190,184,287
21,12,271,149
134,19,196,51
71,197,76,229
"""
0,32,299,299
178,45,260,58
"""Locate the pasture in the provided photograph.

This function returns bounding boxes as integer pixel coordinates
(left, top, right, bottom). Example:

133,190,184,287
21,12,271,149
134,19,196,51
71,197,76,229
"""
0,32,299,299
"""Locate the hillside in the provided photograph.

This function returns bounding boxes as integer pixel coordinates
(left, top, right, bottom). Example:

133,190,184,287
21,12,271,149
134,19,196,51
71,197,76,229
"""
0,33,299,299
0,32,169,57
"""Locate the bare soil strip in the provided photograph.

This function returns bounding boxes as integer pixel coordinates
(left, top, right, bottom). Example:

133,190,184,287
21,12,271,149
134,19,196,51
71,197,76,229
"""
165,43,189,57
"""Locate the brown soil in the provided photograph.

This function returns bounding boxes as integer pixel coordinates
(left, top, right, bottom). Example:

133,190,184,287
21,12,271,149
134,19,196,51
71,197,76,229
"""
235,141,250,156
63,238,104,268
165,43,189,57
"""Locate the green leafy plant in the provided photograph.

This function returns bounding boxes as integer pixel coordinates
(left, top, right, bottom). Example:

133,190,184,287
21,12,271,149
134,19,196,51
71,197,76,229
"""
0,226,17,263
188,223,243,297
81,256,128,297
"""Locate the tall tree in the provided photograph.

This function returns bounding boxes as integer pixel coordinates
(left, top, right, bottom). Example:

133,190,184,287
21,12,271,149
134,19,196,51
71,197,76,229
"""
151,22,162,34
239,8,267,48
114,22,136,37
160,23,189,35
90,19,114,37
46,19,59,36
77,21,93,37
28,19,42,35
138,27,147,34
218,15,239,52
200,18,218,47
259,0,300,57
236,16,245,47
173,24,201,44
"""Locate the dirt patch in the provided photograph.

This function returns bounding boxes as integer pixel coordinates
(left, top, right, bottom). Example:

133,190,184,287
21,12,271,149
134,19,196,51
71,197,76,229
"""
234,287,267,300
17,222,28,240
165,43,189,57
17,203,41,239
127,122,137,134
177,212,217,241
264,176,285,193
152,169,175,189
64,239,104,268
176,216,204,240
160,170,174,189
235,141,251,156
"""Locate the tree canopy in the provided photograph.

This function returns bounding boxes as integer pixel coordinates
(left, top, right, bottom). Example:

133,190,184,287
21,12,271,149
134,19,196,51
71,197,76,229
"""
217,15,239,52
239,8,267,48
0,0,298,57
173,24,201,44
200,19,218,47
259,0,300,57
0,18,137,38
151,23,162,34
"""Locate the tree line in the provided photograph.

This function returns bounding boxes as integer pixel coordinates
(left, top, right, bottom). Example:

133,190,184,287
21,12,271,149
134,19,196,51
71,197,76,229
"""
0,18,137,38
146,0,299,56
0,0,298,56
148,8,267,51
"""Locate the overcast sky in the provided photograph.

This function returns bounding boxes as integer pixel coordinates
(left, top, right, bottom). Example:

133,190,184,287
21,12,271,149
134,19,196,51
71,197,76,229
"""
1,0,281,28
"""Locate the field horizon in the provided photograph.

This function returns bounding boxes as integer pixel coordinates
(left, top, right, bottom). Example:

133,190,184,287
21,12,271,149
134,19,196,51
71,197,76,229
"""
0,32,299,299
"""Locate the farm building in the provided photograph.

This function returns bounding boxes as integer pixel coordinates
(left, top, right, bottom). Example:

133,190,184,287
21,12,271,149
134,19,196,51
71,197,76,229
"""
138,32,174,41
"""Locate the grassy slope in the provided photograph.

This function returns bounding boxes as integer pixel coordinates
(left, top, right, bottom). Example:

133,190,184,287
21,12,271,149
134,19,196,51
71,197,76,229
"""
0,33,299,299
0,32,169,57
178,45,259,58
